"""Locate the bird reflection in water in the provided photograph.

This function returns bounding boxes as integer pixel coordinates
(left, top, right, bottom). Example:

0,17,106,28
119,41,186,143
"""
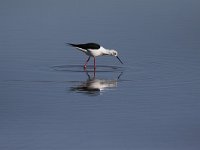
70,69,123,96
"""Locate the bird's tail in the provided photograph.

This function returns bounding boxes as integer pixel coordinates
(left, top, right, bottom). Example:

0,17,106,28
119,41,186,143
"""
66,43,87,53
66,43,77,47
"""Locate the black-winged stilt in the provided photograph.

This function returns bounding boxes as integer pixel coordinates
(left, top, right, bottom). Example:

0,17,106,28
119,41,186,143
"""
67,43,123,69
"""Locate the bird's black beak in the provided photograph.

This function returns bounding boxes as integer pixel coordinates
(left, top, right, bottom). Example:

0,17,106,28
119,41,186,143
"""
116,56,123,64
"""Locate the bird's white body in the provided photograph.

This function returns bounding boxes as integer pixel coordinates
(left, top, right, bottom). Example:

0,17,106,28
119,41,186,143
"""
74,46,113,57
88,47,113,57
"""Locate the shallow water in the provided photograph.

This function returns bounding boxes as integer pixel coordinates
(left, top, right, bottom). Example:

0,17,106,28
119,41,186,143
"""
1,0,200,150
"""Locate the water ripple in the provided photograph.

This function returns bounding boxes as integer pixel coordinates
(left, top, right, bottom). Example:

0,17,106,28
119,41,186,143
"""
51,65,124,73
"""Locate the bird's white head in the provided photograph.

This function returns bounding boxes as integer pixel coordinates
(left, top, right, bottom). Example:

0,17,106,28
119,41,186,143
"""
110,50,118,57
110,50,123,64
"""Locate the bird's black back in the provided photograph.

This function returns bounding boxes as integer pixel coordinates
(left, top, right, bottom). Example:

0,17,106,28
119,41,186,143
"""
68,43,100,50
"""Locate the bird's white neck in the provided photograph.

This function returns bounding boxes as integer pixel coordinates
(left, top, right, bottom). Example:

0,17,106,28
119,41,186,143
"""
101,47,113,56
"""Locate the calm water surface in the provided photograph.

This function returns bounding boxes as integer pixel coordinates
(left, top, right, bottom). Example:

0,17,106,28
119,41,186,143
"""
0,0,200,150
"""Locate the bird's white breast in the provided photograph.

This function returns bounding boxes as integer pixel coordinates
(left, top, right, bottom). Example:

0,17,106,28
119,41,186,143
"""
87,46,106,57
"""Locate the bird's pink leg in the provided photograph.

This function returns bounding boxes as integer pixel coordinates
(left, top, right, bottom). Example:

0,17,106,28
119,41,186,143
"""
84,57,90,69
94,57,96,69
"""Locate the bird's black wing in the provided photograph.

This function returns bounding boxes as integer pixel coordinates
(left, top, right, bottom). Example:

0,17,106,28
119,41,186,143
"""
68,43,100,50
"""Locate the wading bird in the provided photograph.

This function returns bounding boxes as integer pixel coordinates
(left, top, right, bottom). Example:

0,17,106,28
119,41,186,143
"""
67,43,123,69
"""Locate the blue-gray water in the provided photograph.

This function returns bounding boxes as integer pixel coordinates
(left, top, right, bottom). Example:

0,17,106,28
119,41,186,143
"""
1,0,200,149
